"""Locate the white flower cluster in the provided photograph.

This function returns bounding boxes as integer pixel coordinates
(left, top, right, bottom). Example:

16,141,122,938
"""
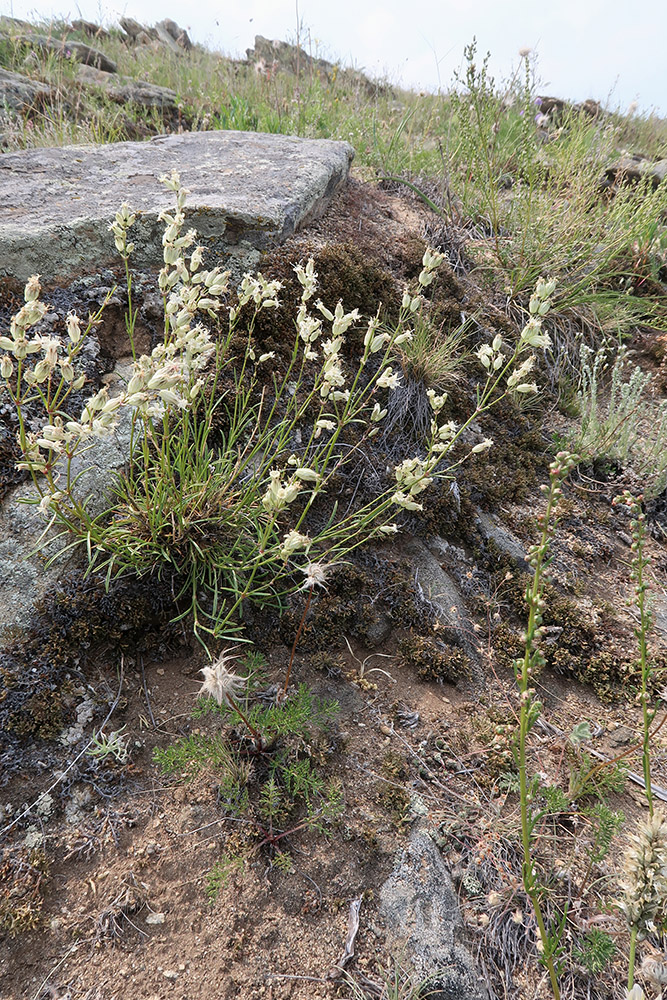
425,389,460,456
292,261,363,401
257,249,450,532
261,462,321,516
4,173,245,480
235,272,282,313
521,277,555,350
475,278,555,396
392,456,434,511
477,333,507,372
0,276,64,376
109,202,136,259
279,528,312,559
418,247,446,288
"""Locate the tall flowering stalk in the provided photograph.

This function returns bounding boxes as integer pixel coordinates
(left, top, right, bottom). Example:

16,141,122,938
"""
619,811,667,992
612,491,655,817
514,450,578,1000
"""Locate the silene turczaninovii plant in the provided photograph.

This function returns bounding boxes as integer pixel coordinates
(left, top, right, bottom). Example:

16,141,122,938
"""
0,170,555,648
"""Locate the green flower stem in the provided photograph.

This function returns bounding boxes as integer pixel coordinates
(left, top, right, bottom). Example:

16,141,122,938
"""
628,926,638,991
516,451,578,1000
613,491,655,818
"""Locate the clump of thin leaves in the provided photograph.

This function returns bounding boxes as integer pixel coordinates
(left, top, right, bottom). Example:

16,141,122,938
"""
0,173,553,647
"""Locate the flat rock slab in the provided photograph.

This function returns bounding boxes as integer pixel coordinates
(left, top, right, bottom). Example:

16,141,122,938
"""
0,130,354,282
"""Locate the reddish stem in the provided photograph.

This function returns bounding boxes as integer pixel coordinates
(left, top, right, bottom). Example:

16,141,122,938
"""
282,586,313,696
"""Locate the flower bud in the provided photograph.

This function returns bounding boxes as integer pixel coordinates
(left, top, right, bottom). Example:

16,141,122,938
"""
24,275,40,302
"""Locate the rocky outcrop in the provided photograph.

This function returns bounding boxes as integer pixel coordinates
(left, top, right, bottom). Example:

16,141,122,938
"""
0,406,134,642
76,65,178,111
70,19,110,40
246,34,391,96
603,153,667,190
398,535,483,683
0,29,116,73
0,67,51,114
247,35,339,80
156,19,192,53
535,95,604,122
119,16,192,54
0,130,354,283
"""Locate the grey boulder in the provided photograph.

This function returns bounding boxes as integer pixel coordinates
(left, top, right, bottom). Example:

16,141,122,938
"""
120,16,192,53
0,67,51,114
0,31,116,73
0,130,354,283
76,65,178,111
0,401,134,643
604,154,667,189
379,830,488,1000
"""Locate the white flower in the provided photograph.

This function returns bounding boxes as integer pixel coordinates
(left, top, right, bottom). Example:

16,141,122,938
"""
58,359,75,382
331,302,359,337
391,491,424,511
298,314,322,345
507,355,535,386
477,344,493,368
376,523,399,535
66,312,82,345
377,367,401,390
294,467,320,483
159,388,189,408
280,530,312,558
472,438,493,453
316,300,334,322
520,318,552,349
536,277,557,298
367,332,391,353
40,337,60,368
294,259,318,301
323,336,344,357
422,248,445,271
438,420,458,441
24,275,41,303
371,403,387,422
314,418,335,438
261,470,301,513
426,388,447,412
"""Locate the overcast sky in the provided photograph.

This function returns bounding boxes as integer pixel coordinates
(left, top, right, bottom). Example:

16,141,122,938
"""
3,0,666,115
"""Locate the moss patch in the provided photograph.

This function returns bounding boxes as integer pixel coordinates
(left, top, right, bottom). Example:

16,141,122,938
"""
0,572,182,748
